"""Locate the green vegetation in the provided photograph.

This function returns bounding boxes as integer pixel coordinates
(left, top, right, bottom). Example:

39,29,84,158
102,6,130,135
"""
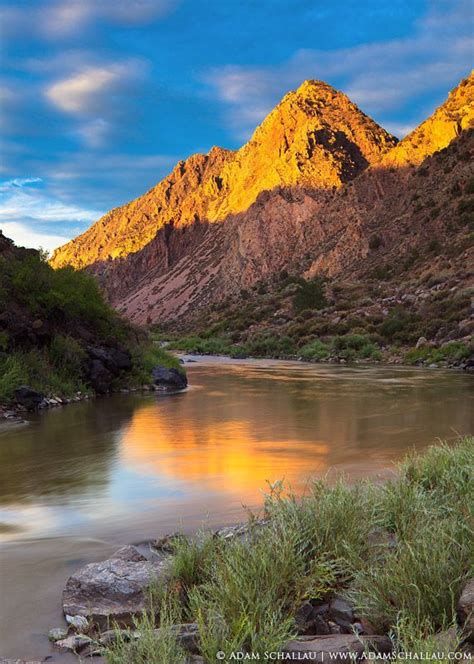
129,343,184,387
0,248,125,339
292,276,328,313
104,592,187,664
0,243,182,404
166,333,383,363
405,340,472,365
0,342,91,402
105,437,474,663
158,267,471,367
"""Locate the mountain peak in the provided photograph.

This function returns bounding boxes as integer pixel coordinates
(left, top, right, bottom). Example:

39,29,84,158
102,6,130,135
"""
51,81,396,270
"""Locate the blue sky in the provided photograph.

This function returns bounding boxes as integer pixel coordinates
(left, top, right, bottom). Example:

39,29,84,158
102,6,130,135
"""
0,0,472,251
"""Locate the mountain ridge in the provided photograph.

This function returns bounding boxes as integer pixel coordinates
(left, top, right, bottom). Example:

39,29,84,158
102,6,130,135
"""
50,79,397,270
49,73,473,337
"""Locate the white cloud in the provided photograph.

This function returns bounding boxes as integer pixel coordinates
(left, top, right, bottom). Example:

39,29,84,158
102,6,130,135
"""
1,0,179,41
0,176,102,250
43,58,148,147
203,0,473,138
0,178,102,223
0,221,70,252
46,64,131,114
0,177,42,191
76,118,111,148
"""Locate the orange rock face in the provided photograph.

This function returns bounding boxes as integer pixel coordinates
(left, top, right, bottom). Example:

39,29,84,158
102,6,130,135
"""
382,72,474,167
50,80,396,271
50,74,474,327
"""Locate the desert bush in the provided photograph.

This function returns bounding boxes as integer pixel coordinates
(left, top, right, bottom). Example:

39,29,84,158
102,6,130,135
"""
293,277,328,313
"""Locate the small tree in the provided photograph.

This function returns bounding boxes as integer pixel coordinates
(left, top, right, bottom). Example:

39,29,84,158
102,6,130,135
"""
293,277,327,313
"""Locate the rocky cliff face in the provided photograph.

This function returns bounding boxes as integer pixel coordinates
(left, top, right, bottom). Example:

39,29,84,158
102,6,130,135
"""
50,74,473,328
382,72,474,167
50,80,396,271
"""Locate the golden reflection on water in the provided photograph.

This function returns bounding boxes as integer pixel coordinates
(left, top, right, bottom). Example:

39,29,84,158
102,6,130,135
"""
120,405,328,500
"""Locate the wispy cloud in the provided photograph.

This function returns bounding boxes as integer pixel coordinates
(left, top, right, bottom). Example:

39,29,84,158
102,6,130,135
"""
0,176,102,250
1,0,179,41
0,177,102,223
203,0,473,139
46,66,125,113
0,221,70,252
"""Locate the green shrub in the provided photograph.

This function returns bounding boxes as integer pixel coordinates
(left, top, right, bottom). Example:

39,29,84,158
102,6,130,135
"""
348,518,471,632
104,591,187,664
49,335,86,377
331,334,382,361
189,520,334,659
299,339,330,361
293,277,327,313
0,354,29,402
379,308,421,343
405,341,471,365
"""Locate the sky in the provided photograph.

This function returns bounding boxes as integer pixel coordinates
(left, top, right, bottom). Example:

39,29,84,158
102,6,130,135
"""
0,0,472,252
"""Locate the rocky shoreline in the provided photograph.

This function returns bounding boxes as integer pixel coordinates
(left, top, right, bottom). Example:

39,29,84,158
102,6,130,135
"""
20,521,474,663
0,364,188,423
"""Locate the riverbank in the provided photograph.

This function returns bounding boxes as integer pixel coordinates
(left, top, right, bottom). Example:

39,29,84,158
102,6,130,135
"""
44,436,473,663
0,232,187,420
162,334,473,371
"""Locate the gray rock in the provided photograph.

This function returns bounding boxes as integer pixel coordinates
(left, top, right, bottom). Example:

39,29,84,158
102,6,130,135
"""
65,613,89,631
416,336,428,349
458,579,474,641
328,596,354,625
55,634,94,652
283,634,392,661
62,545,170,628
152,365,187,391
48,626,68,641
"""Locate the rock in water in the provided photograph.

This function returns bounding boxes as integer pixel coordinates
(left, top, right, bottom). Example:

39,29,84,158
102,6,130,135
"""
13,386,43,410
62,545,169,628
48,626,68,641
152,365,188,391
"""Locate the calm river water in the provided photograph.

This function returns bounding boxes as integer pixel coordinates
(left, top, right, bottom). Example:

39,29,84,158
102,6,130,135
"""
0,357,472,659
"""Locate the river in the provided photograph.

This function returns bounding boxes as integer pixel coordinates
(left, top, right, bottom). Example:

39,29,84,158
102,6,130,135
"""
0,357,472,660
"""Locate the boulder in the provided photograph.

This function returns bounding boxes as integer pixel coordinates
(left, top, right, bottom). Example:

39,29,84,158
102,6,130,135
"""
458,579,474,641
13,386,44,410
86,346,132,393
152,365,187,391
415,336,428,349
328,596,354,630
62,545,170,628
283,634,392,661
88,358,113,394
